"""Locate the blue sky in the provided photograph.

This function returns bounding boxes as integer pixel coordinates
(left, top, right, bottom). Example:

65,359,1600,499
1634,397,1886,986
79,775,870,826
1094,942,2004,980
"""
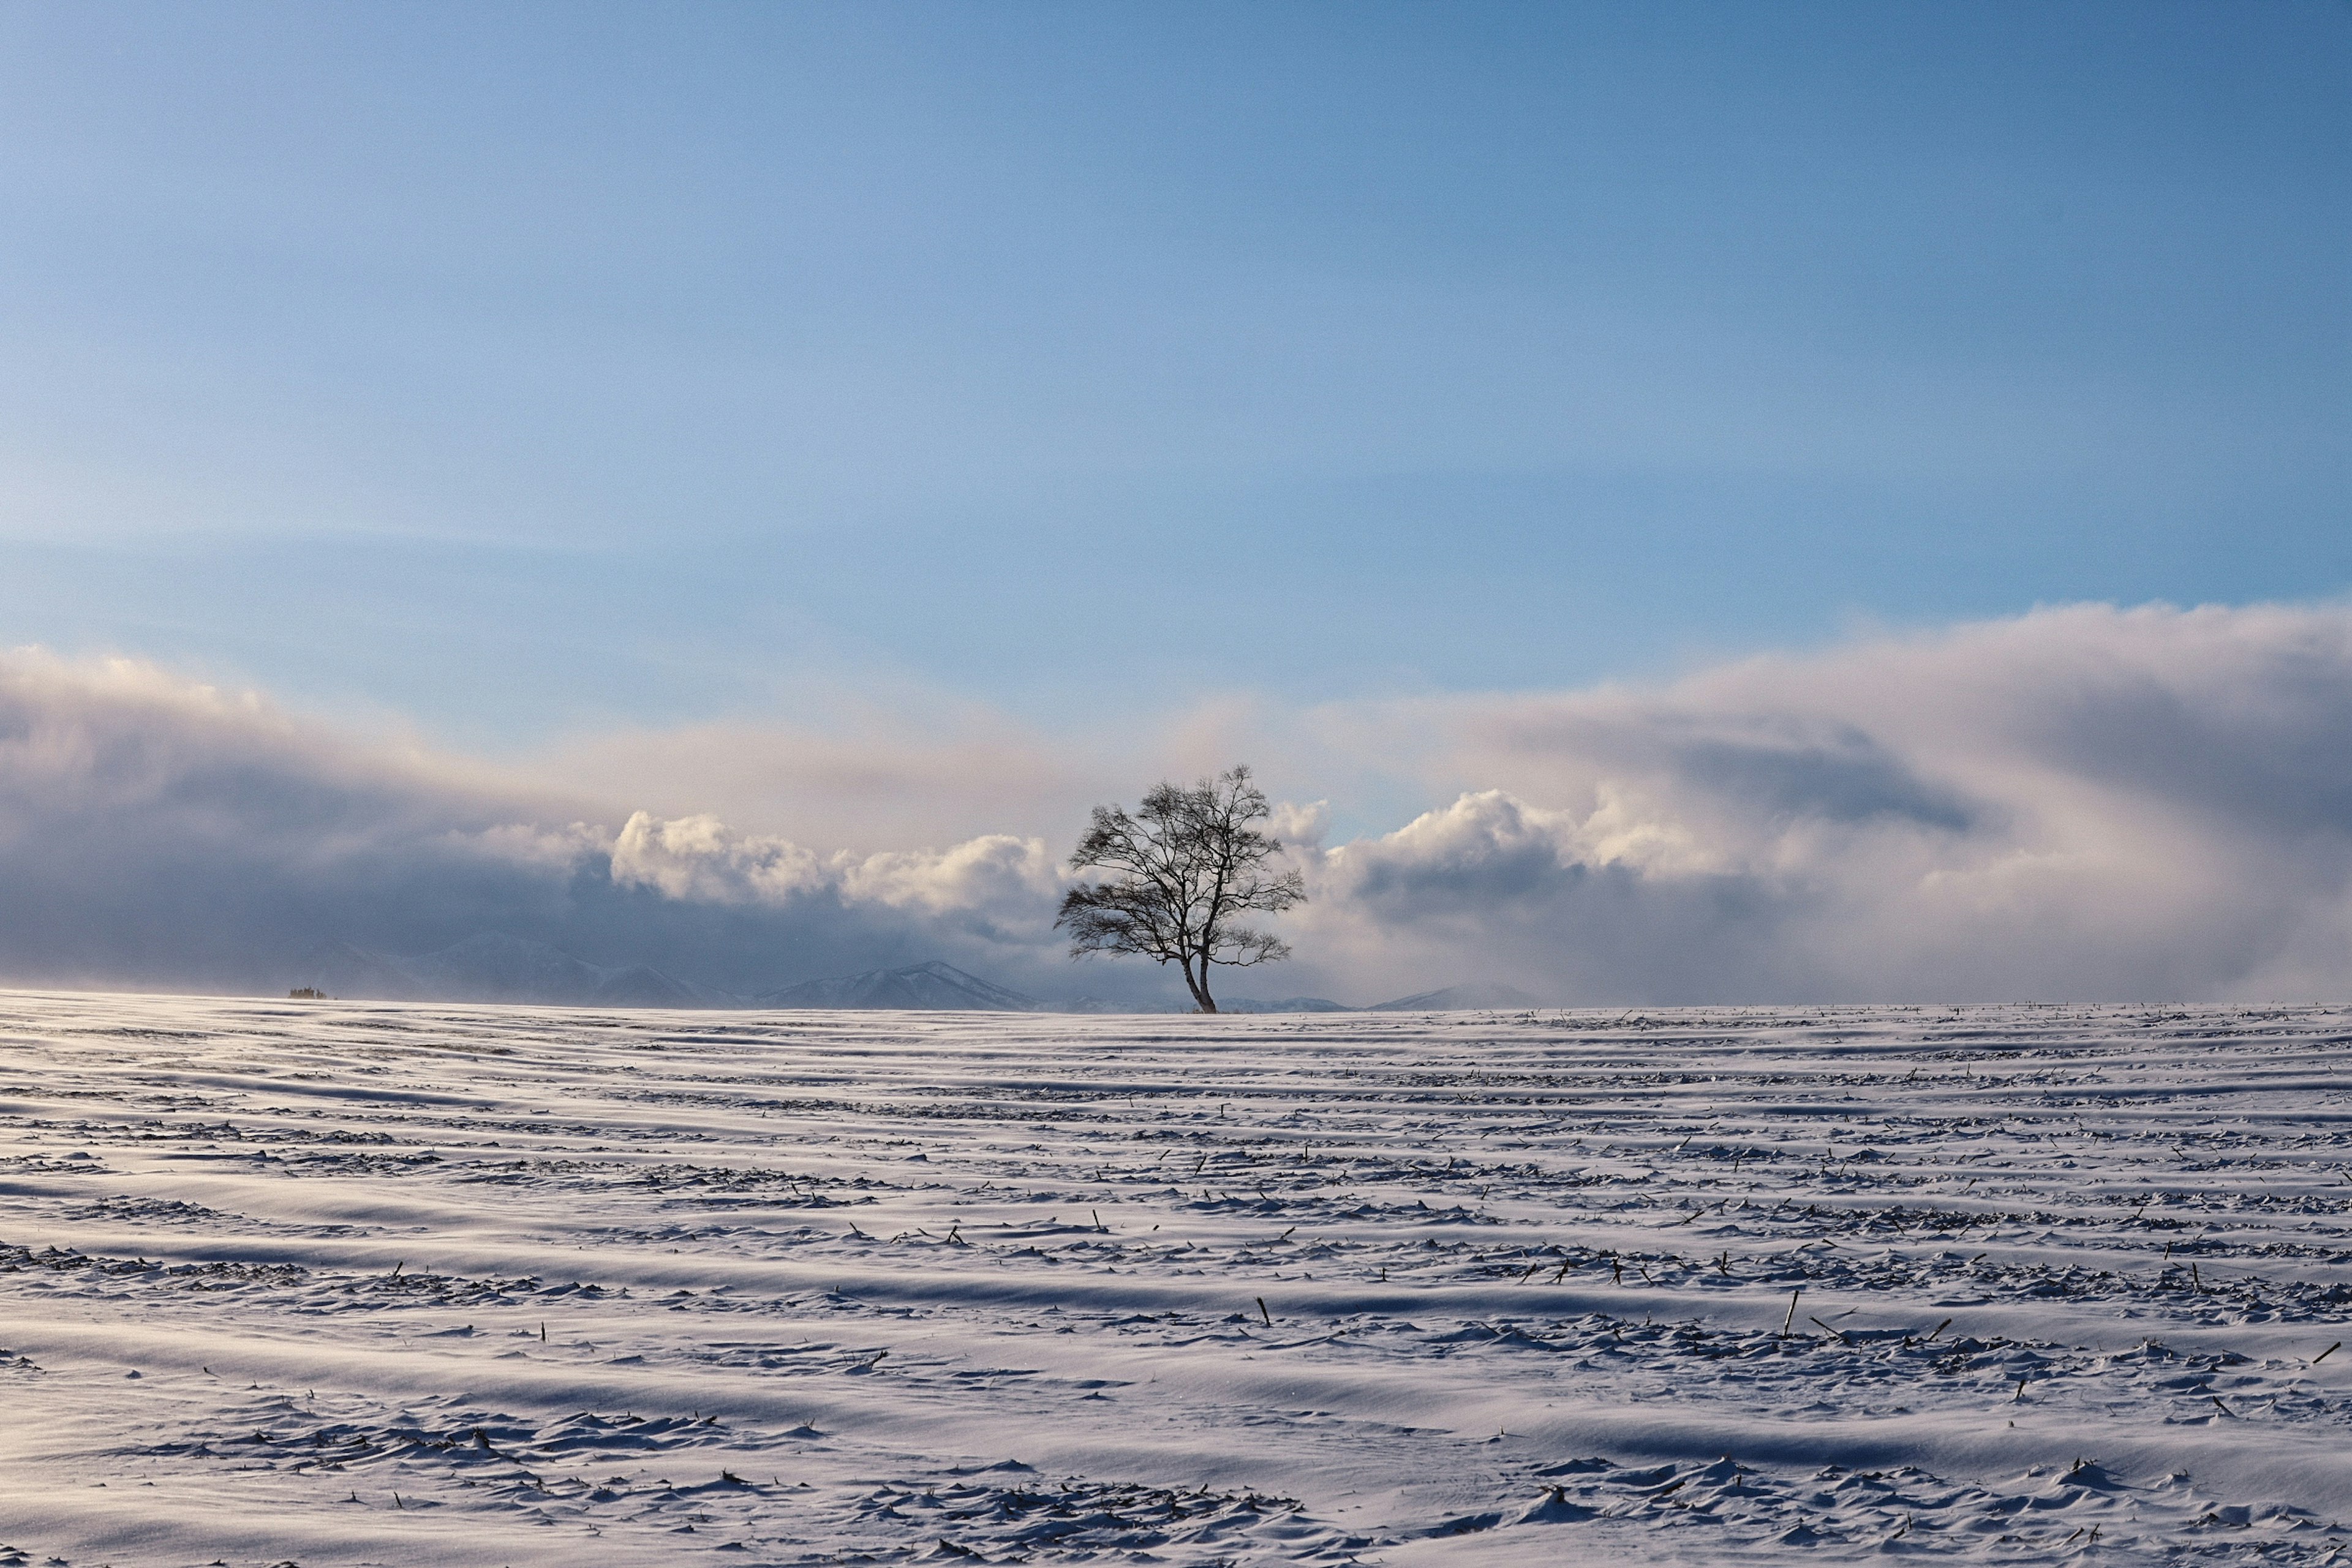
1,0,2345,754
2,4,2351,1003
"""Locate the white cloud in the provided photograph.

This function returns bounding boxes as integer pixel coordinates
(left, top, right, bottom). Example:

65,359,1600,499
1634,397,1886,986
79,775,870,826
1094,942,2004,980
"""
1266,797,1332,852
840,835,1059,929
7,601,2352,1005
609,808,1063,942
609,811,830,905
527,710,1110,852
1283,602,2352,1002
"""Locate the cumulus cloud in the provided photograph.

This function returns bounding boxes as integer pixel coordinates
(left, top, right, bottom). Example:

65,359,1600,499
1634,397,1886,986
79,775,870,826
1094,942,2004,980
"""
1284,602,2352,1003
7,601,2352,1005
612,809,1062,943
839,835,1060,937
609,812,831,905
0,651,1079,996
1265,797,1332,853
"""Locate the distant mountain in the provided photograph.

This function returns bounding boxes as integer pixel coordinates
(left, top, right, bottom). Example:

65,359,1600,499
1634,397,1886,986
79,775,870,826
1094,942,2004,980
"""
286,933,718,1009
1368,982,1543,1011
300,940,429,1001
405,932,611,1005
281,939,1349,1016
759,961,1042,1012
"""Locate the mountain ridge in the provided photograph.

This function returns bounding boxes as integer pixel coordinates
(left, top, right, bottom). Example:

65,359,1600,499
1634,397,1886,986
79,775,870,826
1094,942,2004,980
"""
758,961,1042,1012
292,934,723,1008
286,935,1520,1013
1366,981,1543,1011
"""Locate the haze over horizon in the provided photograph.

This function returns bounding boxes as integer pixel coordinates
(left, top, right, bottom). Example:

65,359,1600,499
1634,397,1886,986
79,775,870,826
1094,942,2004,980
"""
2,2,2347,1005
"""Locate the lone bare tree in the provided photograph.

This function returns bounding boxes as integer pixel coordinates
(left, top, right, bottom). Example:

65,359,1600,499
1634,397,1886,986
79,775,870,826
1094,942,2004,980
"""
1055,765,1306,1014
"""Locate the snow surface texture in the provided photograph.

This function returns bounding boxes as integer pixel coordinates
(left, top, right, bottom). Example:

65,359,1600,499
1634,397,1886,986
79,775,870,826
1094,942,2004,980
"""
1,995,2350,1564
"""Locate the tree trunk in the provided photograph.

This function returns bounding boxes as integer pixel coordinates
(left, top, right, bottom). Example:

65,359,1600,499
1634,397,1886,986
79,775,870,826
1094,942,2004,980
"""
1187,952,1218,1014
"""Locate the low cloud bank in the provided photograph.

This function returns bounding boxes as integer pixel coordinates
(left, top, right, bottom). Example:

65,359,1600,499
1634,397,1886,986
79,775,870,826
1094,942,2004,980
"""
0,653,1069,997
1298,601,2352,1001
3,601,2350,1003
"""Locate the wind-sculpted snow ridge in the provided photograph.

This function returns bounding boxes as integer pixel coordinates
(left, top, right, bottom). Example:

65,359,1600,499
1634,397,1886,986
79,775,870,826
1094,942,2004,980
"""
2,1000,2352,1564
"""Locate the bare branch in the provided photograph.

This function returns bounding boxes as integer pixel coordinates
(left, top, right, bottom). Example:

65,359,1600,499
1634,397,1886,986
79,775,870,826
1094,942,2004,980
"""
1054,764,1306,1012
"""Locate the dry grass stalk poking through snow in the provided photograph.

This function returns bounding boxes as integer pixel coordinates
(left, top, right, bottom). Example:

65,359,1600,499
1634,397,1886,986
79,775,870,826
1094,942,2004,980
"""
1,995,2351,1562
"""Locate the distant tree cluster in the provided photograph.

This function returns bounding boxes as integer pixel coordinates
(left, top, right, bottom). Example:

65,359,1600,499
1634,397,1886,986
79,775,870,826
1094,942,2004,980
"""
1056,764,1305,1014
287,987,328,1000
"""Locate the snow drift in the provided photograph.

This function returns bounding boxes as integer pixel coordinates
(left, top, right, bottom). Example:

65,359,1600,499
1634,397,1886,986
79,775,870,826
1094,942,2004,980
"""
2,993,2348,1563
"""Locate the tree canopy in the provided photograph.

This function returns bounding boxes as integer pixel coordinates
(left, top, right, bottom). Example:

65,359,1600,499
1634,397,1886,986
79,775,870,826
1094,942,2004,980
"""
1055,765,1306,1013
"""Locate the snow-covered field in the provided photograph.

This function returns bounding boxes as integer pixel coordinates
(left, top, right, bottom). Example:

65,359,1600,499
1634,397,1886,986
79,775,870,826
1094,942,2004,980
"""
4,994,2352,1564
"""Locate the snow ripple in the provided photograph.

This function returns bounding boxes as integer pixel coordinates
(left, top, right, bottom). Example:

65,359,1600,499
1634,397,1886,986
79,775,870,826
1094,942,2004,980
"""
0,996,2349,1561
